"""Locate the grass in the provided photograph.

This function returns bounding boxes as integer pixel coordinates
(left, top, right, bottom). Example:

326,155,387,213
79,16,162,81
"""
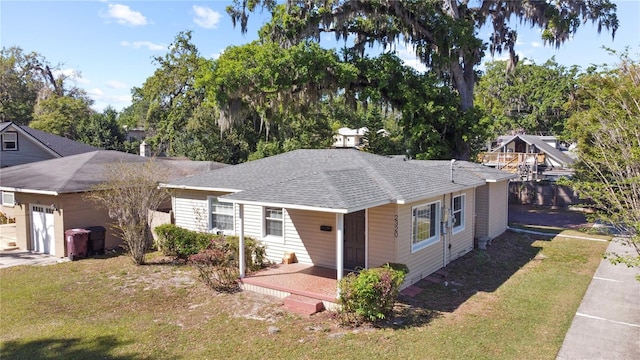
1,230,608,360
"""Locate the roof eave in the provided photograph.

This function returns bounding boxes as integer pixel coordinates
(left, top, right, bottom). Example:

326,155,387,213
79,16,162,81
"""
0,186,59,196
159,183,241,193
220,198,350,214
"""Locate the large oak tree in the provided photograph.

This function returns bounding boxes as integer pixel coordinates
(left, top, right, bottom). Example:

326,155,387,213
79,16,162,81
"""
227,0,618,159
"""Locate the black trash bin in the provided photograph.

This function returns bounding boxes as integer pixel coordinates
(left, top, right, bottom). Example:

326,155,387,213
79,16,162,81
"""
86,226,106,255
65,228,89,261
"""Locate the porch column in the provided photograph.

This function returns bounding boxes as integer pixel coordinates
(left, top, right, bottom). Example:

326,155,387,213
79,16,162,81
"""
238,203,245,278
336,213,344,297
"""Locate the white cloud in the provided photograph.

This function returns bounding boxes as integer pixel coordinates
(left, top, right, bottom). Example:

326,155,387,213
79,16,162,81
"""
193,5,221,29
120,40,166,51
394,44,428,73
104,4,147,26
211,49,224,60
87,88,104,97
531,41,542,48
52,68,90,85
90,93,132,112
479,49,529,72
107,80,128,89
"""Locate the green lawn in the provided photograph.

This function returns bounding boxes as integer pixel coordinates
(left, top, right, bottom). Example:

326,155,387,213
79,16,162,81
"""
1,230,608,360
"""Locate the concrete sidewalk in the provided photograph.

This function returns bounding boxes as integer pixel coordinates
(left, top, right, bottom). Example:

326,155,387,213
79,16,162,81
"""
557,239,640,360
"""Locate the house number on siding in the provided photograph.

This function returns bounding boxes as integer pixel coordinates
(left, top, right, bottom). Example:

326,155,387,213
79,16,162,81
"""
394,215,398,238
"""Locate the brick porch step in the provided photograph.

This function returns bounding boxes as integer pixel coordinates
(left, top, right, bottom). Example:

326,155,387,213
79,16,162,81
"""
283,294,325,316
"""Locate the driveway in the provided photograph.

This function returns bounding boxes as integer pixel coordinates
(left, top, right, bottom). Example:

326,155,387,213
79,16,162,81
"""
0,249,68,268
0,223,68,268
509,204,592,229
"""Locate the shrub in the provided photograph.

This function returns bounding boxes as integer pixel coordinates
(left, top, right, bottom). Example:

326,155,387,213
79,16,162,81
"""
154,225,267,271
154,224,211,260
188,238,239,292
0,212,15,225
338,263,409,324
225,235,267,272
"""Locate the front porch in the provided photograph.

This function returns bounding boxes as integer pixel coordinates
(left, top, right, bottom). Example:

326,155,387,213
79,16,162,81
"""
239,263,339,311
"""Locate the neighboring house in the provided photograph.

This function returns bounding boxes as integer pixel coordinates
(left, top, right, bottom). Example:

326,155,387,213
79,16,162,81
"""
161,149,515,291
332,127,368,148
0,150,226,257
123,126,147,142
0,122,98,168
478,134,575,180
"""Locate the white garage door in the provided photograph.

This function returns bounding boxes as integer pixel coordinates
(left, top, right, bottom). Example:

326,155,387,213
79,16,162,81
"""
31,205,56,255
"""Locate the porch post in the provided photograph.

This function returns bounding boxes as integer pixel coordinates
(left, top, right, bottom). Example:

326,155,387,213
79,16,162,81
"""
238,203,245,278
336,213,344,297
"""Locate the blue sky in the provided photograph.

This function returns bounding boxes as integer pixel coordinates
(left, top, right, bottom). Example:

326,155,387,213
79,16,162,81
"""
2,0,639,112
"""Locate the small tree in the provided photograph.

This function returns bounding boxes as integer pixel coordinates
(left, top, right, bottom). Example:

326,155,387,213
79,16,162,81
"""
86,161,172,265
566,51,640,268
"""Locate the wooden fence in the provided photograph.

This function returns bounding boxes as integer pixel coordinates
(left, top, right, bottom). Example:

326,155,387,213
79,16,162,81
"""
148,209,173,241
508,181,587,207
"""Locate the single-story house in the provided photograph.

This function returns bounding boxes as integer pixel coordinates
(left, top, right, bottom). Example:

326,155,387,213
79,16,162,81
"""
0,122,98,168
0,150,226,257
161,149,516,291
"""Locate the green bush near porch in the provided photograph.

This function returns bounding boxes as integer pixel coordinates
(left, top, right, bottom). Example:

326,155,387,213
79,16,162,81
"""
154,224,266,271
338,263,409,324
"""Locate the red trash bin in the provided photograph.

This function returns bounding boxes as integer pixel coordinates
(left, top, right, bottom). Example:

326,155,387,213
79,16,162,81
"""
65,229,89,261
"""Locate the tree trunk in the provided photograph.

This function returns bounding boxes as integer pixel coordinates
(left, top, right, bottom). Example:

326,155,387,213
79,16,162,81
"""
450,59,474,160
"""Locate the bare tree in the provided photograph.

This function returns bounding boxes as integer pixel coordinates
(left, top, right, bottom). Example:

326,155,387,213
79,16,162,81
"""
85,161,173,265
567,51,640,269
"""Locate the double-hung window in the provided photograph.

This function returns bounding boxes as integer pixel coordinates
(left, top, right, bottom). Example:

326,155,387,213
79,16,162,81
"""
264,207,283,237
209,197,234,233
2,132,17,151
452,194,465,233
412,201,440,253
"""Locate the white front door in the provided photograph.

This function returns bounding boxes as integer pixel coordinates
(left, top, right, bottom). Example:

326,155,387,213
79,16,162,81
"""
31,205,55,255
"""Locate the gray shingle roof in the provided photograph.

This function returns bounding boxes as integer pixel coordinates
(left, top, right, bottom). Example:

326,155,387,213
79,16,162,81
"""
0,150,227,194
1,122,99,156
165,149,515,212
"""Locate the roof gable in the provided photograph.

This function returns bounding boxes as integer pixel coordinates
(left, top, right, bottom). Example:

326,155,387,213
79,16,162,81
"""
0,150,227,194
0,122,98,158
493,134,574,166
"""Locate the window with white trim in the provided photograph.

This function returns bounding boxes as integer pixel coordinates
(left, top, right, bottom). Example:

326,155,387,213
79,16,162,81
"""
2,132,17,151
208,197,234,233
412,201,440,252
264,207,283,237
2,191,15,207
452,194,465,233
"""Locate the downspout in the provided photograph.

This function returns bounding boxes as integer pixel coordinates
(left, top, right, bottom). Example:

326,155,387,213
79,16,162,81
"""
336,213,344,298
238,204,245,278
364,208,369,269
473,186,477,243
442,194,448,268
